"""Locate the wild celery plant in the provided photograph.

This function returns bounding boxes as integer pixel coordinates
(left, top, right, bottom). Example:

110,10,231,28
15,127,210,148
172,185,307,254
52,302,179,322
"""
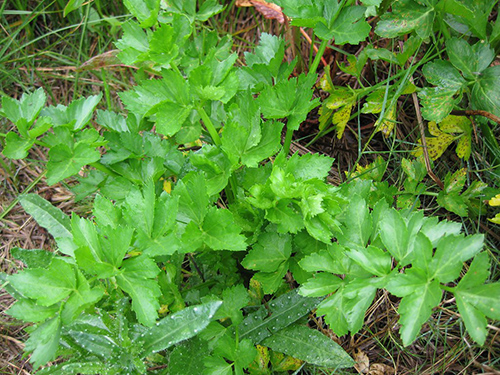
1,0,499,373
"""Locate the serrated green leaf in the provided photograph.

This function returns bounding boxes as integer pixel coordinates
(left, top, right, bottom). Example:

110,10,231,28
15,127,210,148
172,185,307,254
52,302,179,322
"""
299,243,349,274
239,290,319,344
375,0,435,39
300,273,343,297
452,252,490,345
200,207,248,251
446,38,494,80
1,88,46,132
471,65,500,118
8,258,76,306
378,208,410,264
142,301,222,355
18,194,72,240
430,234,484,283
116,273,160,327
174,172,209,225
397,278,442,346
169,337,209,375
3,131,35,159
262,324,353,368
317,5,370,44
423,60,466,89
242,232,291,272
10,247,54,269
123,0,160,27
46,143,100,185
25,316,61,368
6,299,59,323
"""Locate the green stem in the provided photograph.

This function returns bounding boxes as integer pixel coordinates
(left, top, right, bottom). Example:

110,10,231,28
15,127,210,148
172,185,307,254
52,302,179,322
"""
197,105,238,203
90,162,119,177
283,128,294,155
308,39,328,77
0,171,46,220
197,105,221,146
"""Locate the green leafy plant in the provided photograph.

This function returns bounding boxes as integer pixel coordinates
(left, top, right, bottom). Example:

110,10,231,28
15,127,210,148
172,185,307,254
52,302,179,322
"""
1,0,499,373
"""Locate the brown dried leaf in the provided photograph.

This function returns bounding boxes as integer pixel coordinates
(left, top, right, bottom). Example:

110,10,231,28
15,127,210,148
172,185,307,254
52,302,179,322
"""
369,363,395,375
77,50,120,71
236,0,285,23
354,349,370,374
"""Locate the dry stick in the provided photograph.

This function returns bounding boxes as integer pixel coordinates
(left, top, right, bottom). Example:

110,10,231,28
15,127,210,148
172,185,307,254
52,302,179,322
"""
451,109,500,125
411,91,444,190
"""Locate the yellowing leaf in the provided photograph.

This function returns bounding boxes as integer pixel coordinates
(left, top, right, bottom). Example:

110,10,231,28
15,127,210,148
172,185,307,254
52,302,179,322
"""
488,213,500,224
375,103,397,137
163,180,172,194
325,90,353,110
456,133,472,160
439,115,471,134
489,194,500,207
333,104,353,139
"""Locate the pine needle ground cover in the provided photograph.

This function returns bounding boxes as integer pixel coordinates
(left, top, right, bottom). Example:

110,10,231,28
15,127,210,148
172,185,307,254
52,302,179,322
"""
1,0,500,374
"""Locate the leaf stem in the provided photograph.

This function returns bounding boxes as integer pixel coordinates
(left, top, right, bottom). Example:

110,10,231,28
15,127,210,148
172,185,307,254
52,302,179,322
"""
197,105,222,146
308,39,328,76
89,162,119,177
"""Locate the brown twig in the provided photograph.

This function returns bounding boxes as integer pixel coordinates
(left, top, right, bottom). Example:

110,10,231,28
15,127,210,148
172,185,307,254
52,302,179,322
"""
451,109,500,125
411,92,444,190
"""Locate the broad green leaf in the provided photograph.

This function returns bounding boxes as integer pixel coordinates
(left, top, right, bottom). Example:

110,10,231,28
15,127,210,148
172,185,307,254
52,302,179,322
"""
200,207,248,251
25,316,61,368
300,273,343,297
253,261,289,294
8,258,76,306
1,87,46,132
455,283,500,321
436,192,468,217
42,94,102,130
397,278,442,346
6,299,59,323
418,87,460,123
190,145,233,196
299,243,349,274
315,290,348,336
430,234,484,283
453,252,490,345
47,143,100,185
35,361,110,375
375,0,435,39
242,232,291,272
169,337,209,375
317,5,370,45
446,38,494,80
115,21,149,65
378,208,410,264
142,301,222,355
61,271,104,324
266,200,304,234
285,152,334,181
96,109,129,133
258,73,320,131
116,272,161,327
10,249,54,271
174,172,209,225
3,131,34,159
239,290,319,344
18,194,72,239
471,65,500,117
262,324,354,368
347,245,392,276
422,60,465,89
214,284,250,325
338,195,371,248
123,0,160,27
